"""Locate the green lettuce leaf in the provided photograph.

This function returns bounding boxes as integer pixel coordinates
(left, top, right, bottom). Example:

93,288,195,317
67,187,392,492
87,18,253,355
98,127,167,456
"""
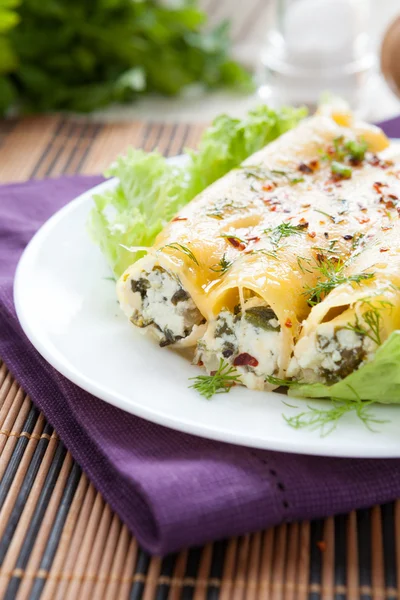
289,332,400,403
88,104,307,276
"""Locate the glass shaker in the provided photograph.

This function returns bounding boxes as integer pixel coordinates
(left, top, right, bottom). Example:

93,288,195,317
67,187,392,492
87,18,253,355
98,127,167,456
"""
259,0,375,111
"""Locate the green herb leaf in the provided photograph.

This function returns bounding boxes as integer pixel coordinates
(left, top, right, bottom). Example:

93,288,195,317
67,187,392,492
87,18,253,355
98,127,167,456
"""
303,259,374,306
265,222,307,250
189,359,241,399
345,299,393,346
283,391,384,437
162,243,199,265
331,161,352,179
210,253,232,273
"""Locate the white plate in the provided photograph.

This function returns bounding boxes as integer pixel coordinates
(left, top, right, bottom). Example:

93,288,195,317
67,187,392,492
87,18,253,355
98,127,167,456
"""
14,158,400,458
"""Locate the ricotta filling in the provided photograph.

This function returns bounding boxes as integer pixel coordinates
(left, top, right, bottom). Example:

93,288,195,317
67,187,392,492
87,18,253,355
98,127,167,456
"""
196,300,283,390
129,266,204,346
288,323,376,384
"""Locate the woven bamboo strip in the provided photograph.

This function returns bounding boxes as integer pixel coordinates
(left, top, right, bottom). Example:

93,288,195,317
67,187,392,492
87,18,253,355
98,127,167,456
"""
74,502,115,599
40,472,89,599
90,512,122,600
168,549,188,600
61,490,105,598
245,532,262,600
64,123,100,176
0,418,58,592
118,536,139,598
271,523,287,600
232,534,250,600
296,521,310,600
102,524,132,600
33,121,78,180
167,123,191,157
0,361,8,389
0,413,48,542
371,506,385,600
44,122,89,179
0,116,61,182
0,397,32,473
284,522,300,600
321,516,335,600
0,370,13,414
219,537,238,599
80,121,146,175
142,556,162,600
15,452,74,599
257,527,275,598
193,542,213,600
0,386,27,456
0,379,24,430
51,481,97,599
347,511,360,600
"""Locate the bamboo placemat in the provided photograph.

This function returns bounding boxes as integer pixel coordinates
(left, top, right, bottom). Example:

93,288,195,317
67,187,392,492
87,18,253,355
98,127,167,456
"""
0,116,400,600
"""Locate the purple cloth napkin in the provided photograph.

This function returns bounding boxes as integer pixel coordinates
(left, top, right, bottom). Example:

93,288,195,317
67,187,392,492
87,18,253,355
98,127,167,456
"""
1,119,400,554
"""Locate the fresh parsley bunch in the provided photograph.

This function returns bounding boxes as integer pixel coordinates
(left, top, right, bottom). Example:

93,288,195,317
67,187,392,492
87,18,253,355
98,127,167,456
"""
1,0,252,114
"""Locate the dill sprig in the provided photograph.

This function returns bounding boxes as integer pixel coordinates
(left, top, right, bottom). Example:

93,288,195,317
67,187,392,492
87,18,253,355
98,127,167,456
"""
345,299,393,346
162,243,199,265
189,359,241,399
303,258,374,306
210,254,233,274
265,374,296,387
265,222,306,250
283,395,384,437
297,256,313,274
314,208,337,223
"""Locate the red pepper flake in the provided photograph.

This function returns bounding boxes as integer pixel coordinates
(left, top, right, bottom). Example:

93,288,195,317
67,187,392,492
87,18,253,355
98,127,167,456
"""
197,360,204,366
227,237,246,251
369,155,394,169
262,183,275,191
246,236,261,243
380,247,389,252
357,216,370,224
316,253,325,263
317,541,327,552
382,224,394,231
324,232,329,239
343,234,353,241
308,231,316,239
233,353,259,367
373,181,388,193
298,162,313,174
285,318,292,328
388,194,399,200
301,203,311,208
309,159,319,170
172,216,188,222
269,206,277,212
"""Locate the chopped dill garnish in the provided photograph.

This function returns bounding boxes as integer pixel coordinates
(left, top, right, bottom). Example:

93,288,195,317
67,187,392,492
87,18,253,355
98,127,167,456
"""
289,177,305,185
314,208,337,223
251,249,279,259
345,138,368,162
320,136,368,165
331,161,352,179
162,243,199,265
345,299,393,346
210,254,233,274
303,258,375,306
297,255,313,273
189,359,241,399
265,374,296,387
283,393,384,437
265,222,306,250
351,232,365,251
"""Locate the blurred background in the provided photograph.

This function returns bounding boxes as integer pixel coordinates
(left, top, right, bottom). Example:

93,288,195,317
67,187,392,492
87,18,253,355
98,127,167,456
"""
0,0,399,123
